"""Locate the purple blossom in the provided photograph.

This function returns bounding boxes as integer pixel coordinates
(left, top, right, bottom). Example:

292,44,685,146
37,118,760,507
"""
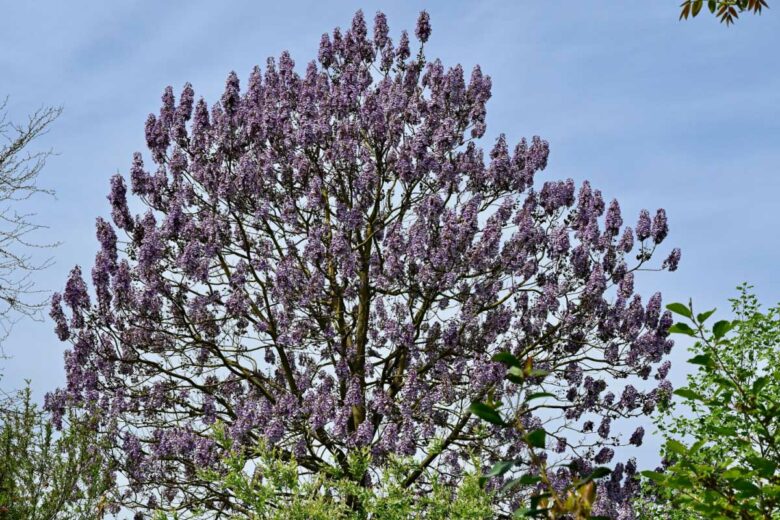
663,247,682,272
64,266,90,311
605,199,623,235
656,361,671,380
540,179,575,214
50,292,69,341
344,378,363,407
397,30,410,62
594,447,614,464
130,152,152,196
265,420,284,445
618,226,634,253
618,272,634,299
629,427,645,446
659,310,674,334
137,212,163,277
221,71,241,117
318,33,333,67
373,11,390,49
598,417,611,439
652,209,668,244
112,260,132,309
355,420,374,446
620,385,639,410
95,217,118,271
44,389,66,429
108,174,134,232
202,395,216,425
415,11,431,43
646,292,662,328
584,265,607,301
636,209,651,241
178,82,195,121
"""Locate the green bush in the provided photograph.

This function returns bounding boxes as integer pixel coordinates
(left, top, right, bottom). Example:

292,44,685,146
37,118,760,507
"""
153,424,494,520
641,286,780,518
0,383,115,520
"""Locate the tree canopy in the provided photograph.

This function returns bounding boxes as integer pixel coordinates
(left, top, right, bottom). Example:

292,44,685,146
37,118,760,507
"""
47,10,680,518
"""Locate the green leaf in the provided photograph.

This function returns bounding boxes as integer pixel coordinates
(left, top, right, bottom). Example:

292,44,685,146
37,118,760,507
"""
518,473,542,485
506,374,525,385
468,402,507,426
712,425,738,437
508,366,525,378
641,470,667,482
666,439,688,455
721,468,745,480
485,460,514,477
746,456,777,478
732,479,761,495
752,376,769,395
527,369,550,379
689,439,706,454
524,392,555,402
692,0,704,16
696,308,717,323
687,353,713,367
492,352,522,368
502,473,542,492
500,477,525,492
526,428,546,449
584,466,612,481
714,376,736,389
669,322,696,336
713,320,733,339
667,475,695,488
666,303,692,318
673,388,706,402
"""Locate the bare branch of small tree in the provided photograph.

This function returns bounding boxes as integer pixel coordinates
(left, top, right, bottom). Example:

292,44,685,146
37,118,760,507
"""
0,98,61,344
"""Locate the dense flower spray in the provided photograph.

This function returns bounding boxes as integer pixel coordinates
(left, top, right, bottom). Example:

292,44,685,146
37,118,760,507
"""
48,10,680,516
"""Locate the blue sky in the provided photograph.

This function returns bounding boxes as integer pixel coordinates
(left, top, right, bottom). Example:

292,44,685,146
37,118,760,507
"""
1,1,778,467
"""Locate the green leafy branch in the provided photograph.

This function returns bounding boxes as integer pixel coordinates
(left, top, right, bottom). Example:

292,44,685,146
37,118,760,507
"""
679,0,769,25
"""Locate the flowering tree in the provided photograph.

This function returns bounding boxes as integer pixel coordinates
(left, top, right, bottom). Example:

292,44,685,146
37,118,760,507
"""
47,10,680,517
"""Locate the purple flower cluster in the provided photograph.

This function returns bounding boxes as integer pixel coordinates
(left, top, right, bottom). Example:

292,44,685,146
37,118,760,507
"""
47,10,680,517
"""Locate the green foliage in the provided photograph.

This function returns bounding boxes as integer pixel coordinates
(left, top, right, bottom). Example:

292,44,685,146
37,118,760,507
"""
0,383,115,519
154,424,494,520
632,486,696,520
645,286,780,518
679,0,768,25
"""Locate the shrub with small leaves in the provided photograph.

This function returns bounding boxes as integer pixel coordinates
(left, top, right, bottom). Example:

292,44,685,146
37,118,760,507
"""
0,383,116,519
153,423,494,520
